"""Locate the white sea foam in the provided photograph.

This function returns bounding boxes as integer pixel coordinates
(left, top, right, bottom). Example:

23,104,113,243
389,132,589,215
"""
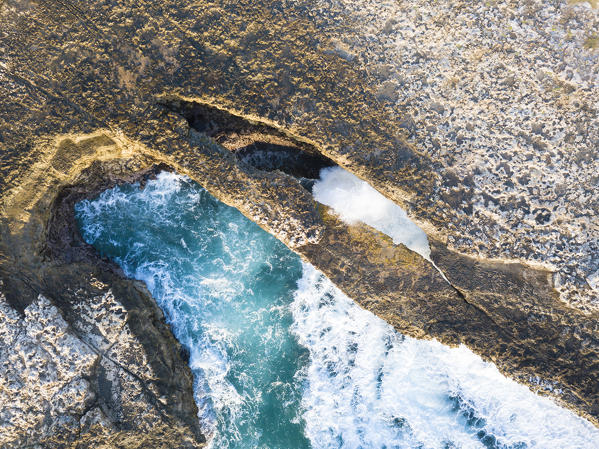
130,256,241,441
77,171,599,449
76,172,245,443
291,263,599,449
313,167,431,260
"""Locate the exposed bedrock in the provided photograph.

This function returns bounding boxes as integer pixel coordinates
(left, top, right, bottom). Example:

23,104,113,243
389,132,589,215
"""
1,0,598,444
0,157,206,448
1,123,597,444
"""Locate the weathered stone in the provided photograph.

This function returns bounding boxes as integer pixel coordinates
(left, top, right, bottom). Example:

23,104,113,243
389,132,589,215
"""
1,0,598,443
0,149,206,447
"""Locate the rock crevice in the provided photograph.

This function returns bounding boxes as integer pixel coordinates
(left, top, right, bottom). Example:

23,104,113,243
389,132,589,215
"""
1,0,598,443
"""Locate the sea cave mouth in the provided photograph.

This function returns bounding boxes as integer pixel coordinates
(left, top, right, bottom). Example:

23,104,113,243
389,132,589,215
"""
71,169,599,449
159,98,337,182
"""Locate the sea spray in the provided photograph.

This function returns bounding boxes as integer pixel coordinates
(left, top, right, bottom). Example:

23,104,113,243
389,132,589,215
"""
291,263,599,449
313,167,431,260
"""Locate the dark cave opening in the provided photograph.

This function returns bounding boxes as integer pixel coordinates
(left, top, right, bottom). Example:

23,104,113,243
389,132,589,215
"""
159,98,336,182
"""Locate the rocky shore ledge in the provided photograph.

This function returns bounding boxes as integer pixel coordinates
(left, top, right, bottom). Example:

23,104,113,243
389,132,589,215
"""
1,0,598,446
1,157,207,448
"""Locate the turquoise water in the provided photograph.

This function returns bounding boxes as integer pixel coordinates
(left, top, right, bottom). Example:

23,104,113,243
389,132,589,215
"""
76,172,309,448
75,171,599,449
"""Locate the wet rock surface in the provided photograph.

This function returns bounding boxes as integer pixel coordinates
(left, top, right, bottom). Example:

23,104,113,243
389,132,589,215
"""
1,0,598,444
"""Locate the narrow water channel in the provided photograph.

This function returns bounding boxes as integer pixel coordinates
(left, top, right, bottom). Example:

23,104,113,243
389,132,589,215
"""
75,171,599,449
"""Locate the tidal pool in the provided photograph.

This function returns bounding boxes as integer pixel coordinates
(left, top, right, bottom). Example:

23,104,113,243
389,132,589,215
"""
75,171,599,449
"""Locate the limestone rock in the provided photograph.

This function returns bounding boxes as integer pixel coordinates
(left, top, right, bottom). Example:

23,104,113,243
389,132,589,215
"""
1,0,598,442
0,292,97,447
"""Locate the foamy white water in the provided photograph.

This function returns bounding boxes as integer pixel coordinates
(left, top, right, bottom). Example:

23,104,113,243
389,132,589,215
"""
76,172,599,449
313,167,431,260
292,264,599,449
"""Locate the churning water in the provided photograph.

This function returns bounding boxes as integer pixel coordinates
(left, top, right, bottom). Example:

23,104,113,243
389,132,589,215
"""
75,171,599,449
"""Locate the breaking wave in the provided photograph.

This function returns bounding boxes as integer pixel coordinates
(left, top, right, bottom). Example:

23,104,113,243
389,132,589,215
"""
75,171,599,449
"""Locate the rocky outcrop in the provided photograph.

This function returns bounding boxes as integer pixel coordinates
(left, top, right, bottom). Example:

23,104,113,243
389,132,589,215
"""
0,286,204,449
0,292,98,446
2,124,597,442
1,0,598,444
299,207,599,423
311,0,599,311
2,0,596,305
0,155,206,448
0,128,329,447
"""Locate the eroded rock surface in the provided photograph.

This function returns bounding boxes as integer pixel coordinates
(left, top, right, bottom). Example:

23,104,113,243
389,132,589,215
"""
1,0,598,443
2,0,596,306
0,276,205,449
0,153,206,448
311,0,599,310
0,292,97,446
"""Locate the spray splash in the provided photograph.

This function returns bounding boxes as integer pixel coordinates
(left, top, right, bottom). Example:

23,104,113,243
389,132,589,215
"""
313,167,431,260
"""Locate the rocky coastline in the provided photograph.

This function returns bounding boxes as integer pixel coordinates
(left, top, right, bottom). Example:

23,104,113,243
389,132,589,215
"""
1,0,598,446
1,157,206,448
